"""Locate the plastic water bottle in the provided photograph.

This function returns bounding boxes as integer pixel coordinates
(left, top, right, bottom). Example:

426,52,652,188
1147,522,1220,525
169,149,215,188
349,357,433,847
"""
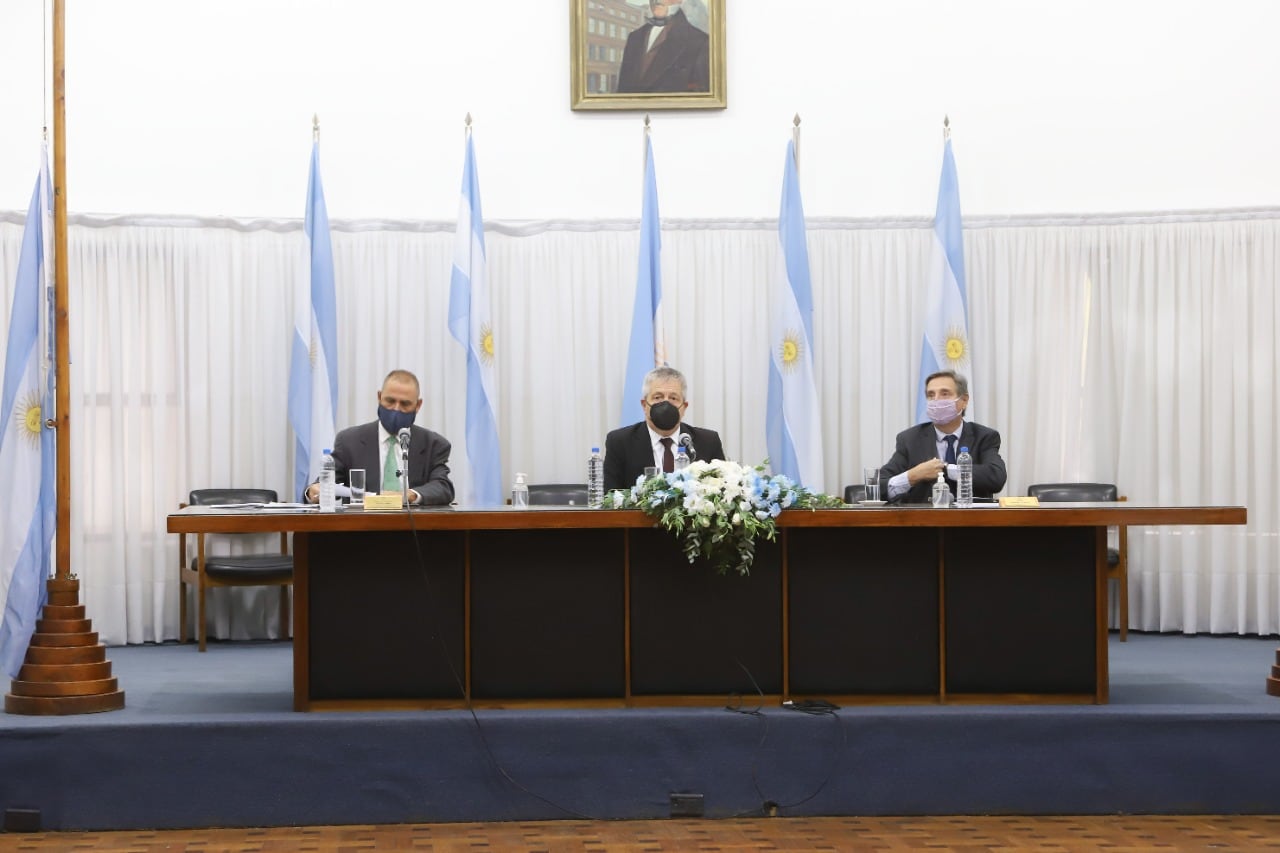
955,446,973,508
673,445,690,472
587,447,604,508
512,472,529,509
319,448,337,513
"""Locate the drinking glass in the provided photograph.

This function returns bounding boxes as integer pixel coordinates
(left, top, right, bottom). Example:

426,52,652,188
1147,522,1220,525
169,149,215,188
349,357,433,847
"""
863,466,881,503
349,469,366,507
644,466,659,481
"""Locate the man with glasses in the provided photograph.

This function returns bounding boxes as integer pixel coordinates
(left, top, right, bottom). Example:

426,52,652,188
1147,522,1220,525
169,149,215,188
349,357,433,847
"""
604,365,725,492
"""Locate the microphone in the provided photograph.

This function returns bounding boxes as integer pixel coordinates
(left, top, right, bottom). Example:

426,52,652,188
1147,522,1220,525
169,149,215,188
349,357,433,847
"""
678,432,696,461
396,428,412,507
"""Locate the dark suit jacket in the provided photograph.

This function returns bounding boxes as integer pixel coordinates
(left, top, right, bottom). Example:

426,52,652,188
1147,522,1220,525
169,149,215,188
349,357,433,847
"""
616,11,710,94
880,421,1007,504
330,421,454,506
603,421,725,492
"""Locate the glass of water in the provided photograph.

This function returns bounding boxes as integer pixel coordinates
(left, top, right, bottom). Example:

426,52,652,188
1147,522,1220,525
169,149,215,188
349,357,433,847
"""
863,467,881,503
349,468,366,507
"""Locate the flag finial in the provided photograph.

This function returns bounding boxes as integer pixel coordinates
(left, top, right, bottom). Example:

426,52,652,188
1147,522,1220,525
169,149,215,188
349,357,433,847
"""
793,113,801,128
644,113,651,133
312,114,320,141
943,115,950,140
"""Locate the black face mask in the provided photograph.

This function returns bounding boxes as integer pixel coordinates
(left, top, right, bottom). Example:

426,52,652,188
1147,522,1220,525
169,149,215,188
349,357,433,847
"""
377,405,416,435
648,401,681,431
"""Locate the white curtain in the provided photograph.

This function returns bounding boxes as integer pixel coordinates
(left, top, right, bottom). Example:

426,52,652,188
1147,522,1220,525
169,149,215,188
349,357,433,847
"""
1,209,1276,642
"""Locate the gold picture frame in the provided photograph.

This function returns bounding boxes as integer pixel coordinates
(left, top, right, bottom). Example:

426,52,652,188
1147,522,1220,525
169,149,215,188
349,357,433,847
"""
570,0,726,111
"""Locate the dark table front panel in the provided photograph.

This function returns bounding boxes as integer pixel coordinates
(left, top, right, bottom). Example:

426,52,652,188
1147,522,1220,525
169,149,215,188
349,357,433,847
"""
787,527,940,695
307,530,467,701
469,528,626,698
629,529,783,696
945,526,1097,694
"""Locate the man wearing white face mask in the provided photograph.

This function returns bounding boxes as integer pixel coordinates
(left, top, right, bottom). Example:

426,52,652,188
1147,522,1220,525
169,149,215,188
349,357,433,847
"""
880,370,1007,504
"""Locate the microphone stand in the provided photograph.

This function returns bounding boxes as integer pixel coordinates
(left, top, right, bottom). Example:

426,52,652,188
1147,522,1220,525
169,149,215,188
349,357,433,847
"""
399,443,411,508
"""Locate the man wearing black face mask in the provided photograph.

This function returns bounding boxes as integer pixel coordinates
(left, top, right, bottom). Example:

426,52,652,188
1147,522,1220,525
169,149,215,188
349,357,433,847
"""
603,365,726,492
879,370,1006,505
304,369,454,506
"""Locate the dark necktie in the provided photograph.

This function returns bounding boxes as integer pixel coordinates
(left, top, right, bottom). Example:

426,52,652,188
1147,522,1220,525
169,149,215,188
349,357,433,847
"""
660,437,674,473
943,435,958,494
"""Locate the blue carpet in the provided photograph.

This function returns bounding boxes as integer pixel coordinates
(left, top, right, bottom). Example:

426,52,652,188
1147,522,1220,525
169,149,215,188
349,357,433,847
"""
3,635,1280,830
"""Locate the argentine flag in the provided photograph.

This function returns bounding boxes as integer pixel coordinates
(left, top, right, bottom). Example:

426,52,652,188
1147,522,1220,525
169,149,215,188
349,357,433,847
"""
620,135,666,427
0,147,55,679
916,137,969,423
448,133,502,506
288,140,338,501
766,139,824,491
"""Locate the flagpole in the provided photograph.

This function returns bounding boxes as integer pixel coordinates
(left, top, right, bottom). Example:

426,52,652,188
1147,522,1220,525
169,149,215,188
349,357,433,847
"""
641,113,650,171
6,0,126,715
52,0,70,582
792,113,801,172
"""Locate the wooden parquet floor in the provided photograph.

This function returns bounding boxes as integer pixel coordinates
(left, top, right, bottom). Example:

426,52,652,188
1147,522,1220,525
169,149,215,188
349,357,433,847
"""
4,815,1280,852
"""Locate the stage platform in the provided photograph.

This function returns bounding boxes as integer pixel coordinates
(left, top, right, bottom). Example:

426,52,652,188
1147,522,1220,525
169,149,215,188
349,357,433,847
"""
3,634,1280,831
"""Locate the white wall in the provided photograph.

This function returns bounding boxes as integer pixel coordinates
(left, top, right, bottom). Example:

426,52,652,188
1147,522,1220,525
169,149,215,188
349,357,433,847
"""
1,0,1278,221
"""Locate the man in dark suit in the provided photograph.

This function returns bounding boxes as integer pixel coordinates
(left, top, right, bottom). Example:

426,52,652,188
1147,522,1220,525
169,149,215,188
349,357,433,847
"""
616,1,710,94
604,366,725,492
304,369,454,506
880,370,1006,504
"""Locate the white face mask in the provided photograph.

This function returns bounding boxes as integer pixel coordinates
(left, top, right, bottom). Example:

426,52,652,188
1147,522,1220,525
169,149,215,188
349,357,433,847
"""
926,398,961,426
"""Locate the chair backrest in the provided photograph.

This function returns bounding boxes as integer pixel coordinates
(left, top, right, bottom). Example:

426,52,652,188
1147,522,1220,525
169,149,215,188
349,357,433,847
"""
1026,482,1118,503
188,488,280,506
528,483,589,506
843,484,867,504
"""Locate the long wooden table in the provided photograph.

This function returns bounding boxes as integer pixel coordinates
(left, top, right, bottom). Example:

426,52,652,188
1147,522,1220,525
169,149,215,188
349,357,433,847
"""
167,503,1246,711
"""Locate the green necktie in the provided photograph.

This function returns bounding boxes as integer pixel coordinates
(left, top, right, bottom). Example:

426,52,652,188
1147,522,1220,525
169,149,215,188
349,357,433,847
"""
383,434,401,493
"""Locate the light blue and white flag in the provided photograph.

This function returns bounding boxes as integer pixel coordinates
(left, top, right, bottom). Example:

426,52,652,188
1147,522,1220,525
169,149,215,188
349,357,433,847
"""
448,133,502,506
0,146,55,679
915,137,969,423
288,141,338,501
766,140,824,491
620,135,666,427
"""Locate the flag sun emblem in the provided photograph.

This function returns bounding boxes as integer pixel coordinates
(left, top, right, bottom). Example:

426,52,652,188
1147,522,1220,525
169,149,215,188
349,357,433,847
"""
18,389,42,448
779,332,804,372
940,325,969,368
479,324,495,366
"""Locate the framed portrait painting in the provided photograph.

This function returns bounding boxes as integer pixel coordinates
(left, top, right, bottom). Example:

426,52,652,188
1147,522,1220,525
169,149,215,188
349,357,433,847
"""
570,0,726,111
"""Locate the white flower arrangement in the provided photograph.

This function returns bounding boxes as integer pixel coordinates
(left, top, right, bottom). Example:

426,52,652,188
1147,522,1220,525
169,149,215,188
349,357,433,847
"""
604,459,842,576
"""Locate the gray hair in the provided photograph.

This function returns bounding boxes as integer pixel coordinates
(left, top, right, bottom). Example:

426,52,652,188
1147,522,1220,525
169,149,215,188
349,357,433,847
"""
924,370,968,398
642,366,687,398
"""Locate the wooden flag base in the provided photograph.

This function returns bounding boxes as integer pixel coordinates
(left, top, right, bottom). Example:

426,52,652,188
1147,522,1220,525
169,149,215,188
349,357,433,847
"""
1268,648,1280,698
4,578,125,715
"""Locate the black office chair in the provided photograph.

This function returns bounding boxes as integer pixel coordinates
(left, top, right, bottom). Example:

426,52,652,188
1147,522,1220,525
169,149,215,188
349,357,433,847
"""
528,483,589,506
179,488,293,651
1026,482,1129,640
843,484,867,504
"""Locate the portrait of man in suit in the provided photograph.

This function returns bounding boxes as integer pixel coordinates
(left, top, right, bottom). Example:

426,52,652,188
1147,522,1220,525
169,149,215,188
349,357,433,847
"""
616,0,710,94
571,0,724,110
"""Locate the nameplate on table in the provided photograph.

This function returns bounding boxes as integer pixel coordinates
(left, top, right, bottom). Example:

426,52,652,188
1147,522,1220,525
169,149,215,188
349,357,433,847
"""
363,494,404,511
999,496,1041,507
